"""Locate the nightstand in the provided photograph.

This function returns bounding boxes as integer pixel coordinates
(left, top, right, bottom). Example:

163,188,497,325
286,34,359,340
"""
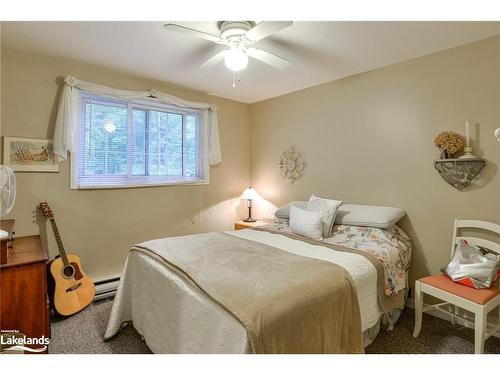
234,220,267,230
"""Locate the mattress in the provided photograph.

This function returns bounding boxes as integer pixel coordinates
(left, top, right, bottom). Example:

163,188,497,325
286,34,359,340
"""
105,228,409,353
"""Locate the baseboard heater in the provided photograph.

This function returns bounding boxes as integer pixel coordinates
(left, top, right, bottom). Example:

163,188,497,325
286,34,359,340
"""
93,273,121,301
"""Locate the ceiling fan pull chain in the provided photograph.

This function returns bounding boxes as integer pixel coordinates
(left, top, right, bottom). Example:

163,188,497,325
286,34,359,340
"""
231,72,242,88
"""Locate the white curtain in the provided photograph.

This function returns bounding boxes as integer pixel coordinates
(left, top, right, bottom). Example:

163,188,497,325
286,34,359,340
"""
53,76,221,165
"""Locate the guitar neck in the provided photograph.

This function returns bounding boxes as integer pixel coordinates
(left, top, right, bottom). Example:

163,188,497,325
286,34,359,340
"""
49,218,69,266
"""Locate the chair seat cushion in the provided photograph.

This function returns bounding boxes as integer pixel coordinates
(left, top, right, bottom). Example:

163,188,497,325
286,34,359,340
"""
419,274,500,305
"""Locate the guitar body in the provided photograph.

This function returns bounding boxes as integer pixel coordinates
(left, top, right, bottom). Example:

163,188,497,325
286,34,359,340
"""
40,202,95,316
50,254,95,316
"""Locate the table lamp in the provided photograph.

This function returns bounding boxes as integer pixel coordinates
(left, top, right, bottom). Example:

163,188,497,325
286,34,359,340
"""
242,187,258,222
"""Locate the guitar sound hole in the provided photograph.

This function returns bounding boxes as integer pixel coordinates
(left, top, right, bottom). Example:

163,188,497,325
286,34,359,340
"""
62,265,75,278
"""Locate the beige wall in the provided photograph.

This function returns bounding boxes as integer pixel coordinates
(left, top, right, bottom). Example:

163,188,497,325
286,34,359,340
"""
2,35,500,287
1,48,250,279
250,36,500,286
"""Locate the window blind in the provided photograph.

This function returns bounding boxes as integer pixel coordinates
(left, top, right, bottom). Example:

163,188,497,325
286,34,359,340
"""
72,92,207,189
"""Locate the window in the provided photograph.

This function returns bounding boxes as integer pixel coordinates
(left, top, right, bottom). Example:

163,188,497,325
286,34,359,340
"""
72,94,207,189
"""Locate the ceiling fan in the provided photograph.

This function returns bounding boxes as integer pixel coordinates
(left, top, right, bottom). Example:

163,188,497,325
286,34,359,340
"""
163,21,293,85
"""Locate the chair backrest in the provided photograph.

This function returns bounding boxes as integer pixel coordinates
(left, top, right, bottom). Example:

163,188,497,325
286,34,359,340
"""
451,219,500,258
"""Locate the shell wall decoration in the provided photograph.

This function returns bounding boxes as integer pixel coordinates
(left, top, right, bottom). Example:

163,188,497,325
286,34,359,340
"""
278,146,306,184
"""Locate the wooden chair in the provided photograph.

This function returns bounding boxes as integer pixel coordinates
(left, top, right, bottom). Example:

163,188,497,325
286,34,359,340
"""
413,219,500,354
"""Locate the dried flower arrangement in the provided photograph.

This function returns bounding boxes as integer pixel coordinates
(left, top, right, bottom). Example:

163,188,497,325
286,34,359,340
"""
434,131,466,159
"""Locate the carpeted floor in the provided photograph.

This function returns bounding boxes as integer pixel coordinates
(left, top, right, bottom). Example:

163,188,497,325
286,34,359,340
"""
50,300,151,354
50,300,499,354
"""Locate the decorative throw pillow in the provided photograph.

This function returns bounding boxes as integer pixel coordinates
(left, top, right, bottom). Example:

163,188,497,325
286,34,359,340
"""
306,194,343,238
289,205,323,241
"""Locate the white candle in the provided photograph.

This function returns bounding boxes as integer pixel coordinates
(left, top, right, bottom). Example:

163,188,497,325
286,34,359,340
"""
465,121,470,147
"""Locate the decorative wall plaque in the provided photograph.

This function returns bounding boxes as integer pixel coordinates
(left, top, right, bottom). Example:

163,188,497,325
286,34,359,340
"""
434,158,486,190
278,146,306,184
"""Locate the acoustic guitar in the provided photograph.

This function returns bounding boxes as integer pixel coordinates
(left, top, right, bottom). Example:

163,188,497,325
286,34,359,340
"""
39,202,95,316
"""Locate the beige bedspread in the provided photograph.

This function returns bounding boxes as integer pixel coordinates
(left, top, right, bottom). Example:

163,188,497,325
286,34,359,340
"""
134,231,364,354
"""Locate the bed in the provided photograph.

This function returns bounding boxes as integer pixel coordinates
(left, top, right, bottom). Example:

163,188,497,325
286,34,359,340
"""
104,216,412,354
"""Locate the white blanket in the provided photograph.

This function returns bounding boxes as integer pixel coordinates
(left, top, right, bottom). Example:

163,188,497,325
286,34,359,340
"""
105,229,384,353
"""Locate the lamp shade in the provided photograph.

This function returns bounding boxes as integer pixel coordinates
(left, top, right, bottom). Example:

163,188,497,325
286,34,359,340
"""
242,187,258,200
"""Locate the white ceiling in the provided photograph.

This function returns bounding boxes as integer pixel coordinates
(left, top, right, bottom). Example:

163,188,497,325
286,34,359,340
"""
3,21,500,103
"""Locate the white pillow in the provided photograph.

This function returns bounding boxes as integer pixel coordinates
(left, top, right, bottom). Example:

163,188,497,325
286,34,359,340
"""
274,201,308,219
289,206,323,241
335,204,406,229
274,201,406,229
306,194,343,237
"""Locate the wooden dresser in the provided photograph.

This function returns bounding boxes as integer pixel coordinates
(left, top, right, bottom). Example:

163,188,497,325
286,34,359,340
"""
0,222,50,354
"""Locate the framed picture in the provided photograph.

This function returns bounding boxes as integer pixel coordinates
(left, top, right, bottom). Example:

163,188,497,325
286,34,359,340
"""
3,137,59,172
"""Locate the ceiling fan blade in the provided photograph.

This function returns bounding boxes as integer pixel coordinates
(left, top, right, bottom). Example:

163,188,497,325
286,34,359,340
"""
247,48,291,69
199,50,227,69
163,23,222,43
245,21,293,42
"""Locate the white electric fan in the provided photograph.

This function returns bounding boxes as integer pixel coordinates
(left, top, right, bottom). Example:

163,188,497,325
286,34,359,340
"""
0,165,16,239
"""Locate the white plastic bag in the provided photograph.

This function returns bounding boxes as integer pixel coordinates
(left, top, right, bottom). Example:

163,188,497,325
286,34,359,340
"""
445,239,500,289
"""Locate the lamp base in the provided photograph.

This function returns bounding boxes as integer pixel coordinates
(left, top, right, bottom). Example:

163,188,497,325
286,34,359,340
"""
244,203,256,223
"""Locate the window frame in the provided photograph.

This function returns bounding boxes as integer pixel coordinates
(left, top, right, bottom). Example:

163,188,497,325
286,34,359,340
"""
70,93,209,189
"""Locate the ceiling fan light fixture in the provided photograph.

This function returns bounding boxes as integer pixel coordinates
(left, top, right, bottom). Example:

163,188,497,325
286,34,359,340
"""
163,21,293,82
224,47,248,72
